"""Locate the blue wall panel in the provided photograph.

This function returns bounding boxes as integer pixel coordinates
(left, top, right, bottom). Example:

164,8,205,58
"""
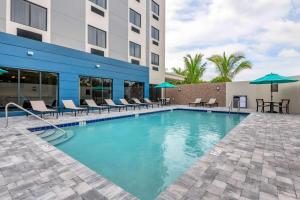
0,32,149,111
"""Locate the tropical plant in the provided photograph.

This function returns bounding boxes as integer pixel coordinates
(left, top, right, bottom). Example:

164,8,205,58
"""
172,67,186,76
184,54,206,84
208,52,252,83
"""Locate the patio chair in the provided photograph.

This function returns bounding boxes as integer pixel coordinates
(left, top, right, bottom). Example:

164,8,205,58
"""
104,99,126,112
62,100,88,116
119,99,140,110
189,98,202,107
205,98,218,107
278,99,290,114
132,98,150,108
144,98,160,107
85,99,110,113
256,99,269,112
165,98,171,106
30,100,58,118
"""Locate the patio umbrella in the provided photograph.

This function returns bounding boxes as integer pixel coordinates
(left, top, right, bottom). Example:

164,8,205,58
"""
0,69,8,75
250,73,298,101
155,82,176,98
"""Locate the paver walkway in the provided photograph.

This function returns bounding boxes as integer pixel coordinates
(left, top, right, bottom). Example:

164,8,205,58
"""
0,107,299,200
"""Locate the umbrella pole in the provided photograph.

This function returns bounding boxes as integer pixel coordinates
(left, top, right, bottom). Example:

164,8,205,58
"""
270,83,273,102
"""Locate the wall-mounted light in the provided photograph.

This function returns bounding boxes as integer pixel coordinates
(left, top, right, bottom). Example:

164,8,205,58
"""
95,64,101,68
27,50,34,56
216,86,220,91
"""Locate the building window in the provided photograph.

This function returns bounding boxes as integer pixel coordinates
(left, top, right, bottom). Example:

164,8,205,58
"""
151,53,159,65
130,9,141,28
124,81,144,100
11,0,47,31
0,67,58,110
151,26,159,41
152,1,159,16
88,25,106,48
89,0,107,9
129,41,141,58
80,76,112,105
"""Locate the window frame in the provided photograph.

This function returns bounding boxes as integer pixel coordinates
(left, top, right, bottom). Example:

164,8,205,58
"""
129,41,141,58
151,26,159,41
89,0,107,9
129,8,141,28
11,0,48,31
151,0,159,16
88,25,107,48
151,53,159,66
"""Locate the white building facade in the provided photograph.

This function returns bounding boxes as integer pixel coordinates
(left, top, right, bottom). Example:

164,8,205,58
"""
0,0,165,85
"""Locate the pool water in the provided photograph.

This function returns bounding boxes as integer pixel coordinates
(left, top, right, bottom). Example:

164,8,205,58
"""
57,110,246,200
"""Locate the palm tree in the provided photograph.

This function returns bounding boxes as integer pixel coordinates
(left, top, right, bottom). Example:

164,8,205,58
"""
208,52,252,83
172,67,186,76
183,54,206,84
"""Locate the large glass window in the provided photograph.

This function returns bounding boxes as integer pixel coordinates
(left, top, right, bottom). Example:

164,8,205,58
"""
0,67,58,110
152,1,159,16
80,76,112,105
11,0,47,31
0,67,18,109
42,73,58,106
124,81,144,100
151,53,159,66
20,70,40,108
130,9,141,27
151,26,159,41
88,25,107,48
129,41,141,58
90,0,107,9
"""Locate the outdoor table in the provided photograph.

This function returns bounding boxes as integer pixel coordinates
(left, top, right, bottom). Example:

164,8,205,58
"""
159,98,167,106
265,101,280,113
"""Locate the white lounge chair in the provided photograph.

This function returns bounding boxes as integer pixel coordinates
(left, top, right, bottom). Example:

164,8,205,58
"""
119,99,140,110
30,100,58,118
85,99,110,113
132,98,149,108
189,98,202,107
62,100,88,116
205,98,218,107
104,99,126,112
144,98,160,107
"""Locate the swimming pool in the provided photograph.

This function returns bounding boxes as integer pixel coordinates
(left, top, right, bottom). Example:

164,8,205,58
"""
56,110,247,200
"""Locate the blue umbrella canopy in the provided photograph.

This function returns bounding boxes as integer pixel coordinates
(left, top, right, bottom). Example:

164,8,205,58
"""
250,73,298,84
0,69,8,75
154,82,176,88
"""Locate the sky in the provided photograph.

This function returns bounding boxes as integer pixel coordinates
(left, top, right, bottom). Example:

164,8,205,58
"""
165,0,300,81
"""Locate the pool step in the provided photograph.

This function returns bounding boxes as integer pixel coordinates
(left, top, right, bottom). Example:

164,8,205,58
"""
36,130,57,138
36,129,74,146
49,131,74,146
43,130,67,142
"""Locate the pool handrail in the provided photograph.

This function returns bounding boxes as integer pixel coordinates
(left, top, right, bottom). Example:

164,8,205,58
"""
5,102,66,137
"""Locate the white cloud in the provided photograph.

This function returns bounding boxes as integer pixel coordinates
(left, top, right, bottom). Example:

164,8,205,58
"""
165,0,300,81
278,49,300,58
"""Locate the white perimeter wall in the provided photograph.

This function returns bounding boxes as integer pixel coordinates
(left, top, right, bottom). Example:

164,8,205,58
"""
226,75,300,114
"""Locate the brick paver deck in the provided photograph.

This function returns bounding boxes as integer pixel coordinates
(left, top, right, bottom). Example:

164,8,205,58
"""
0,106,299,200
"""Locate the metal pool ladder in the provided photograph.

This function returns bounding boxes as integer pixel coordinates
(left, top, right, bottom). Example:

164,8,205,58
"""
5,102,66,137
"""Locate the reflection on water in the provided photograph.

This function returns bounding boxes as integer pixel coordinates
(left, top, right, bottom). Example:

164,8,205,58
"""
57,110,246,200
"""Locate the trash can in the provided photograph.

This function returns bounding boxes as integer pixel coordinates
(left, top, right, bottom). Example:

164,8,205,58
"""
233,95,247,108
